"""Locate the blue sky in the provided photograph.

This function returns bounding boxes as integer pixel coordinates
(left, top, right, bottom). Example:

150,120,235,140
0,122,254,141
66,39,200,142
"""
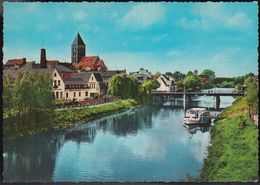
3,2,258,77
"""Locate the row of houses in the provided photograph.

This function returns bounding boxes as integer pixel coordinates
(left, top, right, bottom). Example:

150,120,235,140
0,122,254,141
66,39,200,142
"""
4,48,125,102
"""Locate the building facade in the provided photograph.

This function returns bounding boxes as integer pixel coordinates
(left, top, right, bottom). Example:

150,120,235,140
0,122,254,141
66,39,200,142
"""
156,74,177,92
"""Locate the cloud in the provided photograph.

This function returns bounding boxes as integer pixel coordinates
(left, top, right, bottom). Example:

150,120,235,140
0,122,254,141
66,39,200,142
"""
118,3,165,30
176,3,252,31
167,50,182,57
73,10,87,21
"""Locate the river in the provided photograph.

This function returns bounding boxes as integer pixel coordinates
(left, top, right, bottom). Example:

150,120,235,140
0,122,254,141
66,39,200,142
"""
3,94,235,182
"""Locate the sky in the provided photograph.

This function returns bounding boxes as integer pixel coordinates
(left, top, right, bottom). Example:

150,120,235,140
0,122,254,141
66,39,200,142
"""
3,2,258,77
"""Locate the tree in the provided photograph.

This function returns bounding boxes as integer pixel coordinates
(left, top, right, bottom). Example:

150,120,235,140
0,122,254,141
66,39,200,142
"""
194,69,198,75
108,74,138,99
187,71,193,76
200,69,216,79
183,74,202,91
246,79,258,117
153,71,161,79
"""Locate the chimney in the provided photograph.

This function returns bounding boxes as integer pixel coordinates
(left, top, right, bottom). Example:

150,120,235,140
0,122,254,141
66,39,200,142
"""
40,48,47,68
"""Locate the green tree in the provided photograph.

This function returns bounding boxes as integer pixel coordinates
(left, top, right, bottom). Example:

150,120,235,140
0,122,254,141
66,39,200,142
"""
153,71,161,79
246,78,258,115
108,74,138,99
183,74,202,91
187,71,193,76
200,69,216,78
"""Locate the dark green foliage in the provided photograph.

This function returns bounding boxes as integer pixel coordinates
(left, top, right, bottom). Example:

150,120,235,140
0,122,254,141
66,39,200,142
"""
246,78,258,114
3,72,55,139
3,72,54,117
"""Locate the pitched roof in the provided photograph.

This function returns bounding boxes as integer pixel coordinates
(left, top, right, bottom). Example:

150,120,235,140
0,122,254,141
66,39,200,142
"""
72,33,85,46
77,56,107,71
93,73,103,82
5,58,26,66
97,70,126,77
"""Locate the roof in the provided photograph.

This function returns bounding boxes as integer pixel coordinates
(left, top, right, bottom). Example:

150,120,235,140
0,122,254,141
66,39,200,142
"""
5,58,26,66
77,56,107,71
98,70,126,77
3,62,74,78
72,33,85,46
131,70,152,78
160,77,169,86
61,72,92,82
47,60,59,65
93,73,103,82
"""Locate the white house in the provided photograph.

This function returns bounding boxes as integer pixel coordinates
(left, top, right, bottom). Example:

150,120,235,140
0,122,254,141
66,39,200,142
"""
156,74,177,92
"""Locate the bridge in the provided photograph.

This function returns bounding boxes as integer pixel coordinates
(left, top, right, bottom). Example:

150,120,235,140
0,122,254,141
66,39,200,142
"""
152,89,245,109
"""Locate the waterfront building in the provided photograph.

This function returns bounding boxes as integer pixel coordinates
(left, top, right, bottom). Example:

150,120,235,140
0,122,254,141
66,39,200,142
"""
129,69,152,84
156,74,177,92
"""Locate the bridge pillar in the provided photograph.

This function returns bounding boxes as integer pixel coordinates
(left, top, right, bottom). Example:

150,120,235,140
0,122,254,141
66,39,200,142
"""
215,95,221,110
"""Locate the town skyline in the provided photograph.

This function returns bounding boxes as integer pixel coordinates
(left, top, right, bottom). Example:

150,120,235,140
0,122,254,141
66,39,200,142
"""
3,2,258,77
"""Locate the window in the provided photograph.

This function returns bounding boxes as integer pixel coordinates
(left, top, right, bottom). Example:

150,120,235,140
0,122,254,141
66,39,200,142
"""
56,92,59,99
58,80,60,86
54,73,57,77
85,91,88,96
91,77,93,81
74,92,76,97
54,80,57,85
79,92,81,97
60,92,63,99
93,83,95,88
66,92,68,98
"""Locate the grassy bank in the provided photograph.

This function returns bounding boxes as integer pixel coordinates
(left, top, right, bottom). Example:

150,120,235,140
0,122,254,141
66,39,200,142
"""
198,97,258,182
4,99,138,140
53,99,138,129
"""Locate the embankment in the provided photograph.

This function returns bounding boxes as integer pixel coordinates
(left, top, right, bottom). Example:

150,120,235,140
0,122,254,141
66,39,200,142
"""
198,97,258,182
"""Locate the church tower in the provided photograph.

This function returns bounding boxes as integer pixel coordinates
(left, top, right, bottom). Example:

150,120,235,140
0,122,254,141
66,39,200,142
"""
71,33,86,64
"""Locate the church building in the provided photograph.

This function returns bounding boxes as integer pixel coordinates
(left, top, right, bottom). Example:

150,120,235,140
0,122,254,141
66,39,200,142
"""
71,33,86,64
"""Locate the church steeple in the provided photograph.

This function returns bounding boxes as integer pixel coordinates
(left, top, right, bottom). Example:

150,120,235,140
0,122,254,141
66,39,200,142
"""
71,33,86,64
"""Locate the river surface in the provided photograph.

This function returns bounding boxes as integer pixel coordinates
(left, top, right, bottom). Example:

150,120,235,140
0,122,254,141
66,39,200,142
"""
3,95,235,182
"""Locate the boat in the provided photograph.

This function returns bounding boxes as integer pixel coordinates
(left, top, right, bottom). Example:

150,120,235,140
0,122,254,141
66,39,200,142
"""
183,108,211,125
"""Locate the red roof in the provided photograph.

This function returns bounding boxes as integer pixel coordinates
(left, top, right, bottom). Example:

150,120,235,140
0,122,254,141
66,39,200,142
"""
5,58,27,66
76,56,107,71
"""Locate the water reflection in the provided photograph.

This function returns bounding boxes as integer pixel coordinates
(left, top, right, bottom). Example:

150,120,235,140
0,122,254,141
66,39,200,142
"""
3,97,234,182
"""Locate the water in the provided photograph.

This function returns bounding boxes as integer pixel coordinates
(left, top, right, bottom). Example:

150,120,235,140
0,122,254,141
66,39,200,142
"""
3,96,235,182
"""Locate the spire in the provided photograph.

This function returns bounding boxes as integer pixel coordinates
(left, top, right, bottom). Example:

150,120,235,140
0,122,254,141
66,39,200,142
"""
72,32,85,45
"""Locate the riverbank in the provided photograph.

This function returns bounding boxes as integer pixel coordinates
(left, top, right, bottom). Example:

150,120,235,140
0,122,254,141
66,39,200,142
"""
4,99,138,140
198,96,258,182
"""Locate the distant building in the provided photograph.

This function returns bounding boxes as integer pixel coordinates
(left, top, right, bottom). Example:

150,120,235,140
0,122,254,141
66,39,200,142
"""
71,33,86,64
165,71,185,82
156,74,176,92
4,58,27,69
130,69,152,84
98,70,126,86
